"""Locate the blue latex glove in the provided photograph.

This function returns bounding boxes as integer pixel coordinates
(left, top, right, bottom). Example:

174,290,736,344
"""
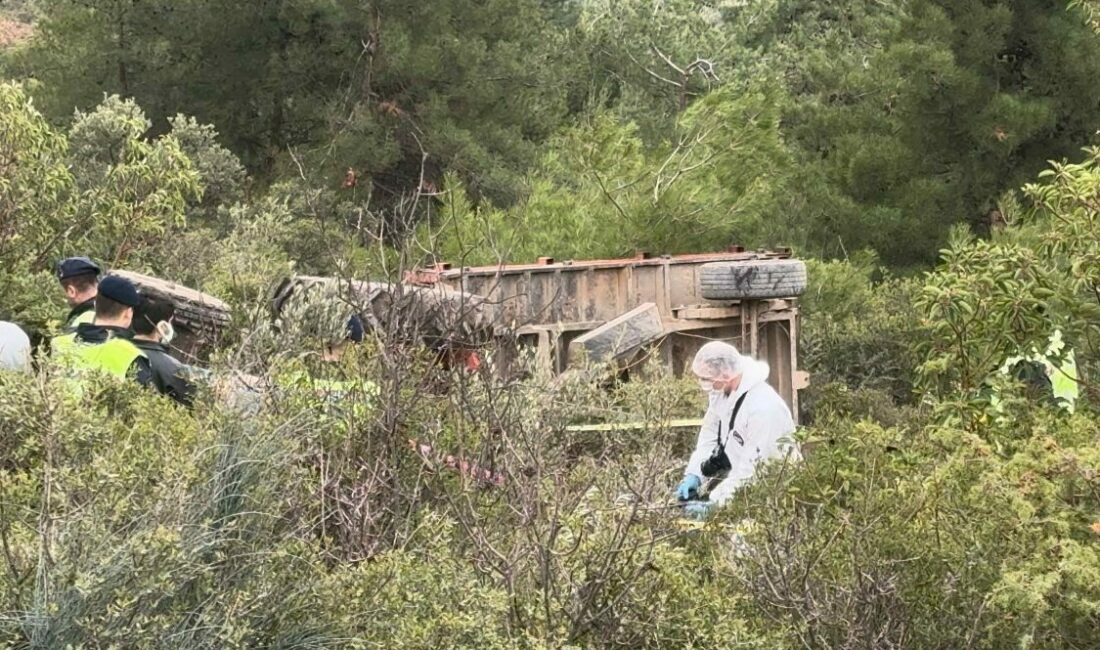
676,474,702,501
683,501,715,520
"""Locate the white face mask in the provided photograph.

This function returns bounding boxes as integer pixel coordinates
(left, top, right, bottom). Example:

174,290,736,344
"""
698,378,716,392
156,320,176,345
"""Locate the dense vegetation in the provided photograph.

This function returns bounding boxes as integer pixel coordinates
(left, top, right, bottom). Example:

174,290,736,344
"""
1,1,1099,647
7,0,1100,266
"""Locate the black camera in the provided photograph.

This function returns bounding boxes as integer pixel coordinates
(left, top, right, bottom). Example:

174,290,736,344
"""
700,448,732,478
699,391,748,479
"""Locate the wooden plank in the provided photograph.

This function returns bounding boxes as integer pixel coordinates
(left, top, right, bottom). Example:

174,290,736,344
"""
757,309,796,324
536,329,553,375
673,305,742,320
790,308,803,424
511,321,604,336
665,317,741,333
661,261,672,316
568,302,664,364
748,301,759,358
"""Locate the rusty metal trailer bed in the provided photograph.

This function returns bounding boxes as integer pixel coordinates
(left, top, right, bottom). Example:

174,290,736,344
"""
407,248,810,420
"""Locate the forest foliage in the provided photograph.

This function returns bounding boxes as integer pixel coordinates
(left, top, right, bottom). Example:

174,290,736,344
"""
6,0,1100,266
1,1,1099,648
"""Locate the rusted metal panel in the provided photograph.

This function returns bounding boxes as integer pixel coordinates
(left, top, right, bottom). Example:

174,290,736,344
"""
410,250,792,327
409,248,807,422
418,248,790,277
758,317,798,413
665,317,741,333
569,303,664,365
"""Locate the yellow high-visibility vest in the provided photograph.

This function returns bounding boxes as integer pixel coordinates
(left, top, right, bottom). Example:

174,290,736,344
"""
52,333,146,379
65,310,95,331
996,329,1079,414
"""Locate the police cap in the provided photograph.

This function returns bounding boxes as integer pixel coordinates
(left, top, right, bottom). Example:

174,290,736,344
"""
347,315,365,343
57,257,101,281
97,275,142,308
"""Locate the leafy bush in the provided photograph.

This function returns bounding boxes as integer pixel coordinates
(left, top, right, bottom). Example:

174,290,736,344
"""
917,228,1058,404
800,253,923,408
0,81,74,326
423,82,791,265
723,410,1100,649
0,83,221,331
0,329,777,648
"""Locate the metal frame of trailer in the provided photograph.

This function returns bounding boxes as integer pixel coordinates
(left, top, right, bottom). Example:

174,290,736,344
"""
406,247,809,421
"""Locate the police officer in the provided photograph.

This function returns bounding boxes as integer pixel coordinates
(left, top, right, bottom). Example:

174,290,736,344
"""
993,328,1079,416
56,256,101,331
131,298,199,406
52,275,152,386
274,314,377,422
321,314,365,362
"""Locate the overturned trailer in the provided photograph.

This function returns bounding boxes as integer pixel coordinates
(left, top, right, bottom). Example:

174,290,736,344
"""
270,274,495,355
106,249,808,417
109,270,232,362
407,248,810,420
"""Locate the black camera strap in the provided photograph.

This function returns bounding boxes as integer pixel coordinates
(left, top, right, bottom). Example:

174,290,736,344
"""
716,391,750,456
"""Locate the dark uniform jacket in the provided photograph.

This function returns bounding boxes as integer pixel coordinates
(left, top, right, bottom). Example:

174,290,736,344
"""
132,339,197,407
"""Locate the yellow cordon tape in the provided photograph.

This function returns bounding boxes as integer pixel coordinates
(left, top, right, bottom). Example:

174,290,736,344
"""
565,418,704,433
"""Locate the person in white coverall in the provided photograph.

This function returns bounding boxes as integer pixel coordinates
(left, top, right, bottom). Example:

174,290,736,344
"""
0,321,32,372
675,341,799,518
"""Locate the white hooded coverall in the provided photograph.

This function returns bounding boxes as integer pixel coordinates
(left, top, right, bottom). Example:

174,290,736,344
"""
0,321,31,373
685,356,799,505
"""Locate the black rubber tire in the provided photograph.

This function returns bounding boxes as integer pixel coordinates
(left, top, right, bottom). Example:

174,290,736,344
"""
699,259,807,300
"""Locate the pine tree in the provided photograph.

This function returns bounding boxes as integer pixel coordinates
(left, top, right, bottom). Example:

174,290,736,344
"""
757,0,1100,267
16,0,573,208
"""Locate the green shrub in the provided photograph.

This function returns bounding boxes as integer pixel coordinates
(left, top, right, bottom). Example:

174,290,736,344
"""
800,253,924,406
723,410,1100,649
